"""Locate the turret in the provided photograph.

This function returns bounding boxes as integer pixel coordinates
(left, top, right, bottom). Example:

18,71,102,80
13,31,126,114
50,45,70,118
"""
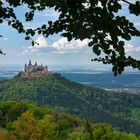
44,65,48,73
29,60,32,66
24,63,27,72
41,63,43,68
35,62,37,67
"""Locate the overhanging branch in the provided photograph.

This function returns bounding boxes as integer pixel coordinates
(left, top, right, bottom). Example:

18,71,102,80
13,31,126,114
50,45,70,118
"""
121,0,134,5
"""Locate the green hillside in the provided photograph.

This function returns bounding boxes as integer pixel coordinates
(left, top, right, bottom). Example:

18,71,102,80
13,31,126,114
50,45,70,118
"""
0,73,140,134
0,101,140,140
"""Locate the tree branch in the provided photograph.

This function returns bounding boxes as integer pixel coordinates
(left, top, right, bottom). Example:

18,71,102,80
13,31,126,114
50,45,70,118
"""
121,0,134,5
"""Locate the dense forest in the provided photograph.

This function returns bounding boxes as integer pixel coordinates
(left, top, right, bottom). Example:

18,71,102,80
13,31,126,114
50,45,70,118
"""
0,73,140,135
0,101,140,140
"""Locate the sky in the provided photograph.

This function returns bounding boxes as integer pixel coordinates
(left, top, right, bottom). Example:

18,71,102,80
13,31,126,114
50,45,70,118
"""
0,1,140,71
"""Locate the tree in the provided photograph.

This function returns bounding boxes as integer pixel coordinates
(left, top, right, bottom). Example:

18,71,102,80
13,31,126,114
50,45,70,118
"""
38,115,59,140
10,111,42,140
1,0,140,75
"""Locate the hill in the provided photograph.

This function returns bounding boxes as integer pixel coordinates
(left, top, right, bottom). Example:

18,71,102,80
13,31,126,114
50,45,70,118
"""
0,101,140,140
0,73,140,134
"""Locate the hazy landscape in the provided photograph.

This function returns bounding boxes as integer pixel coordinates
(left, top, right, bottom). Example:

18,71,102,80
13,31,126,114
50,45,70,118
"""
1,0,140,139
1,65,140,94
1,64,140,139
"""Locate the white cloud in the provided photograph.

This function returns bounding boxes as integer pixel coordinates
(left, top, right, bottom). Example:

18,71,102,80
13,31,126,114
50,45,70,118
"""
21,48,39,55
22,49,29,54
22,37,90,55
51,37,90,53
22,36,48,54
27,36,48,49
22,36,140,57
125,43,140,53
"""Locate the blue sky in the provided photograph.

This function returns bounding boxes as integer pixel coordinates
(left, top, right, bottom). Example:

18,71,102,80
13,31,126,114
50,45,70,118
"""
0,1,140,70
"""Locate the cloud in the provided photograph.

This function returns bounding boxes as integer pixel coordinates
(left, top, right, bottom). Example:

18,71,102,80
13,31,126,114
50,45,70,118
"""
22,49,39,55
22,36,90,55
22,36,140,58
51,38,90,53
22,36,48,54
27,36,48,49
125,43,140,53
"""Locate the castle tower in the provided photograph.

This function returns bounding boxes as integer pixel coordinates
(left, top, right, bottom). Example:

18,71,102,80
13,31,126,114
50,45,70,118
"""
29,60,32,66
35,62,37,67
44,66,48,73
41,63,43,68
24,63,27,72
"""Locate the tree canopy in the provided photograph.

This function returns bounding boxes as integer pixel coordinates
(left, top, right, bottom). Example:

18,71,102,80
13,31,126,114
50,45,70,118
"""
1,74,140,134
0,0,140,75
1,101,140,140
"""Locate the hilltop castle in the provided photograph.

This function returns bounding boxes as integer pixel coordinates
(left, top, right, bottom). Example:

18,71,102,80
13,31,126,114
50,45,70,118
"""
18,60,50,78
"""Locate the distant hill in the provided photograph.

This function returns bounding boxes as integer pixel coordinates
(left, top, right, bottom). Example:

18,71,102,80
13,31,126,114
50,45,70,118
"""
0,73,140,134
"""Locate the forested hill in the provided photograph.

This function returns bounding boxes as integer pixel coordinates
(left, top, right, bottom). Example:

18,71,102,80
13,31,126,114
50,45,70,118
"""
1,101,140,140
0,73,140,134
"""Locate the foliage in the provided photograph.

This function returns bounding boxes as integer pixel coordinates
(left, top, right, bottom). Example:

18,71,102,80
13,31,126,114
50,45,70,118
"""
0,0,140,74
0,101,140,140
10,111,42,140
0,74,140,134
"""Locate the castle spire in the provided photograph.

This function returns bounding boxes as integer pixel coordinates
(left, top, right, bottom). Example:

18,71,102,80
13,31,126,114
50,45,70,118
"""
29,60,32,66
24,63,27,72
40,63,43,69
35,61,37,66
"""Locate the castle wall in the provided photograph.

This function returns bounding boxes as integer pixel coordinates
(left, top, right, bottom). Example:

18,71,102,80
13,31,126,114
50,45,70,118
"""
21,61,49,78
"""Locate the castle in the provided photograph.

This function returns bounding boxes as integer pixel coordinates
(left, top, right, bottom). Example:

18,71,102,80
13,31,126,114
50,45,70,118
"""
19,60,50,78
